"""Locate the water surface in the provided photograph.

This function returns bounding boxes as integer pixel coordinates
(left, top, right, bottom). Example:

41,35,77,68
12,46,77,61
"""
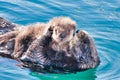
0,0,120,80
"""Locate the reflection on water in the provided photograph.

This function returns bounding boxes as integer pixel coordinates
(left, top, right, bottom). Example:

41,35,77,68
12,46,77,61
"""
0,0,120,80
30,68,97,80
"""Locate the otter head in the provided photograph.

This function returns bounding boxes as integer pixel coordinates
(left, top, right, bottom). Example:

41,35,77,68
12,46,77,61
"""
48,17,76,43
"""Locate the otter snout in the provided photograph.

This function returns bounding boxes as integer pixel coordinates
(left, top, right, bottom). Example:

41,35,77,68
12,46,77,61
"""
59,33,66,39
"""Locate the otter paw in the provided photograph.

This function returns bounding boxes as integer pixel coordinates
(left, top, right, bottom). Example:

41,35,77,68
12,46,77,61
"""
77,30,88,39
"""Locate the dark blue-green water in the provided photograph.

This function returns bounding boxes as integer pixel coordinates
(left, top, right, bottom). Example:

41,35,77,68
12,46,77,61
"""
0,0,120,80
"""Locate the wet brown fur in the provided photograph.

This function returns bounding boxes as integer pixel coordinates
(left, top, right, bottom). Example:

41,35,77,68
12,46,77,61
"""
69,30,100,69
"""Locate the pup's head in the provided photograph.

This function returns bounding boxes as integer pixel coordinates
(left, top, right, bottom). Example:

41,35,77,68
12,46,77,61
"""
48,17,76,43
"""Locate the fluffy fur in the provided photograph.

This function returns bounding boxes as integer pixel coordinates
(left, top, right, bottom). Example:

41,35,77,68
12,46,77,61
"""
13,23,50,58
13,17,76,58
0,22,50,58
48,17,76,44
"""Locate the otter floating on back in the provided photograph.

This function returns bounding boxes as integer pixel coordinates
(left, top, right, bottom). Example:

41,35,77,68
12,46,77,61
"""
0,17,100,73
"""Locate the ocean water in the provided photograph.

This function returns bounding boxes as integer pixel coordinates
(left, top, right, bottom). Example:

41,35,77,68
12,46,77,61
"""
0,0,120,80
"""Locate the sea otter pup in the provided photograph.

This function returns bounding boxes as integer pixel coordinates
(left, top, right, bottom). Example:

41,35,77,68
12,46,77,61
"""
20,17,99,71
21,16,76,53
0,17,76,58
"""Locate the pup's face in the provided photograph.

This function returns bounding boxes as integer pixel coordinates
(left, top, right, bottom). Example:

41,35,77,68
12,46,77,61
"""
52,25,74,43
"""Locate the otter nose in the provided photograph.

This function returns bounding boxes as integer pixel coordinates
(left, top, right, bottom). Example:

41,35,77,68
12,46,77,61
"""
60,33,66,39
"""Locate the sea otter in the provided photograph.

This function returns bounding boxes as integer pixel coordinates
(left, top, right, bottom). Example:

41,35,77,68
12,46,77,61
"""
0,17,100,72
20,17,100,71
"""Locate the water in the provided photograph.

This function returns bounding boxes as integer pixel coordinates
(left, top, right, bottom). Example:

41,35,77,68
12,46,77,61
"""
0,0,120,80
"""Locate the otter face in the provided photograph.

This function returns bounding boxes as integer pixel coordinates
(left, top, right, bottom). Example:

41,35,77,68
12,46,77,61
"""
48,17,76,43
52,25,74,43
